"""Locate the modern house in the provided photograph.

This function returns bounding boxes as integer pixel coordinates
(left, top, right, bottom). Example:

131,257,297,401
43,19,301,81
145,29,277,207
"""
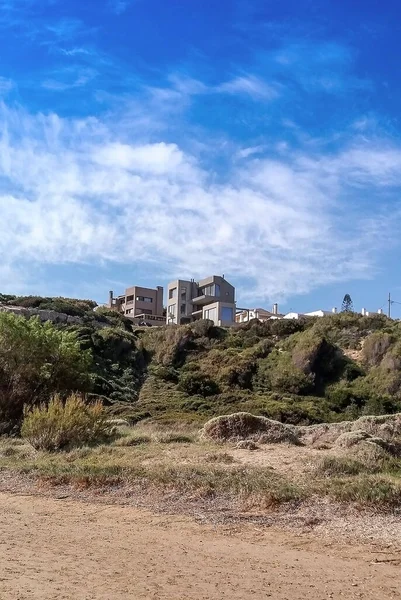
235,304,282,323
166,275,236,326
108,285,165,325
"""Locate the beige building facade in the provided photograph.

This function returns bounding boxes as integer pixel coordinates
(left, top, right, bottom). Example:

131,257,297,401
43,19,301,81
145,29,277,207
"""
166,275,236,326
108,285,164,325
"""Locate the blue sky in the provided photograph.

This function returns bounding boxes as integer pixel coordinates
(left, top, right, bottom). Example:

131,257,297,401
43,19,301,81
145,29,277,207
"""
1,0,401,315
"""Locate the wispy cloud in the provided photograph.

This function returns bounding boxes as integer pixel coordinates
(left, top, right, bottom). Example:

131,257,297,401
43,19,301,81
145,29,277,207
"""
109,0,133,15
0,77,14,94
217,75,279,100
58,47,93,57
0,102,400,302
42,67,98,91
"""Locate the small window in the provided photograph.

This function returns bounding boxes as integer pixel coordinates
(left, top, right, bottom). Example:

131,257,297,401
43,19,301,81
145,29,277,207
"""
169,288,177,300
180,304,186,315
126,295,134,303
169,304,176,316
136,296,153,303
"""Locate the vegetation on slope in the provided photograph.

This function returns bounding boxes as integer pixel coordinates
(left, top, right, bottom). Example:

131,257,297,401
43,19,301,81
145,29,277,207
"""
2,294,401,432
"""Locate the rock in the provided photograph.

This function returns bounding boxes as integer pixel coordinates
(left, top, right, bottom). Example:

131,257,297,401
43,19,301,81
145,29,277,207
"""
235,440,258,450
335,430,372,448
201,412,301,445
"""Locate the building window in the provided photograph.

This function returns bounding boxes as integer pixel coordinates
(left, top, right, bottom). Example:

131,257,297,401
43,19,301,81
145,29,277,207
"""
126,295,134,304
222,307,234,322
169,288,177,300
126,309,133,314
201,284,220,297
135,308,152,315
204,307,217,323
169,303,176,317
136,296,153,303
180,304,186,315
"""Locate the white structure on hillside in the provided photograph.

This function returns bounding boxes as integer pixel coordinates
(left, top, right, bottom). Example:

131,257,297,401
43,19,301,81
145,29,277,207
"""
283,307,384,320
236,304,282,323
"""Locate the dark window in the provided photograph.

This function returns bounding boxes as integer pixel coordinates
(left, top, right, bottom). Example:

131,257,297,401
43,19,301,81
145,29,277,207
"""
136,296,153,303
126,295,134,302
180,304,186,315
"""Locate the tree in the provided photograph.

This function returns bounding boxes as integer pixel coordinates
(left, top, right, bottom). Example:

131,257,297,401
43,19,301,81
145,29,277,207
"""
0,313,92,432
341,294,354,313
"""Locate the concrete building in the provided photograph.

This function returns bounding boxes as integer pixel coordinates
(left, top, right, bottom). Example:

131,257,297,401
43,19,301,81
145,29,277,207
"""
108,285,165,326
166,275,236,326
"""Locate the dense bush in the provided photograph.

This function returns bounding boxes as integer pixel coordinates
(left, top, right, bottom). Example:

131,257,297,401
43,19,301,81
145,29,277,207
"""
74,326,146,404
0,313,92,432
93,307,134,330
2,295,401,427
178,371,220,397
21,394,112,451
189,319,215,338
362,332,393,366
0,295,97,317
141,326,194,367
253,350,315,395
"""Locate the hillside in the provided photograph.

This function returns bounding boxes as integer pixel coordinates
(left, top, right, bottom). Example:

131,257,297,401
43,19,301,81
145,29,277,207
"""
1,293,401,430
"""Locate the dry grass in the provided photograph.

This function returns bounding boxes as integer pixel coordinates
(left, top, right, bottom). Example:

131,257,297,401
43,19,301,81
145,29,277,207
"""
1,414,401,511
0,434,301,506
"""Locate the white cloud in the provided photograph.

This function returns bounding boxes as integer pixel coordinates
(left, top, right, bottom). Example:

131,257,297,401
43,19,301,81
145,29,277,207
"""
42,67,97,90
0,77,13,94
217,75,279,100
58,47,93,57
92,142,195,177
237,145,266,159
0,103,400,302
109,0,132,15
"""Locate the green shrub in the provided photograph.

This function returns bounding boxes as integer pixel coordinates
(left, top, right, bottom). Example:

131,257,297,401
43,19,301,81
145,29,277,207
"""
148,364,179,382
362,332,393,366
141,326,194,367
21,394,112,451
189,319,215,338
219,358,256,389
0,313,92,431
253,351,314,395
178,371,220,397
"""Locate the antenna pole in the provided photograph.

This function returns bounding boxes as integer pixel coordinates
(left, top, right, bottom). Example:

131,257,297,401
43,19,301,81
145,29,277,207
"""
388,292,391,318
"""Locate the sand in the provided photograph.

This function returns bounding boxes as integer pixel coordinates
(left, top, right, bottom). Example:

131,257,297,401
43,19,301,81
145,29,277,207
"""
0,492,400,600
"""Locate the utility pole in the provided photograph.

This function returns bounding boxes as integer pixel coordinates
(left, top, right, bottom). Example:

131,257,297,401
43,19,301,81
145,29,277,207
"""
388,292,391,318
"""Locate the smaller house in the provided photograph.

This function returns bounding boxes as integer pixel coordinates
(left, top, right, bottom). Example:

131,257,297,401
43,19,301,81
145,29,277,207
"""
236,304,282,323
108,285,165,326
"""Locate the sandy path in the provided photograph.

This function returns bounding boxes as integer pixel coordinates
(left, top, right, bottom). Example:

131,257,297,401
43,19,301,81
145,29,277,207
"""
0,493,400,600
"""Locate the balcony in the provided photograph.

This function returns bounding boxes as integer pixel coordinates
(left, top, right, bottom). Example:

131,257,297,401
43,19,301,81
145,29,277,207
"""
190,294,220,306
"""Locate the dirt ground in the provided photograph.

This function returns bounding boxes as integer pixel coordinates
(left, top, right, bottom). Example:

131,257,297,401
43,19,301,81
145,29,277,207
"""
0,492,400,600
